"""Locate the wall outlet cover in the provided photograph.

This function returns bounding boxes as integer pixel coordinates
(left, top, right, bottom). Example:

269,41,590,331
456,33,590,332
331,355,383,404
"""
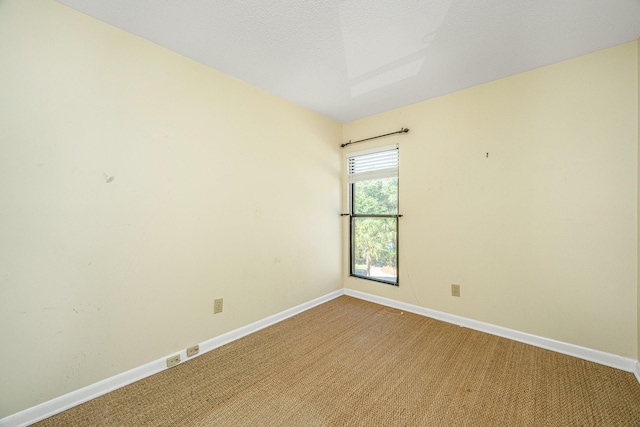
166,354,180,368
214,298,223,314
187,345,199,357
451,284,461,297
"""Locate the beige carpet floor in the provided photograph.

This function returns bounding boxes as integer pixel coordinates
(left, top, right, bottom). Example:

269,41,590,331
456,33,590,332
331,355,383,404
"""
34,296,640,426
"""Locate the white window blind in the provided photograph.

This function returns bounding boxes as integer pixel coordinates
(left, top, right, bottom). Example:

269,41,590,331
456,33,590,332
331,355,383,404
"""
348,145,398,183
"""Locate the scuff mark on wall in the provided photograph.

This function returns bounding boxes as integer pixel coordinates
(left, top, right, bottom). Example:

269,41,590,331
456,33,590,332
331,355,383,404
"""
103,173,115,183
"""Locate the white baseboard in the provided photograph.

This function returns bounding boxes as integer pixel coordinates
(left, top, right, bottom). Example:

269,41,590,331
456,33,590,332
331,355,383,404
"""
344,289,639,374
197,290,343,355
3,287,638,427
0,290,343,427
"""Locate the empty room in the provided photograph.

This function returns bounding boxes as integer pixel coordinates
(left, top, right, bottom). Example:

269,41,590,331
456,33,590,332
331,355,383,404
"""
1,0,640,425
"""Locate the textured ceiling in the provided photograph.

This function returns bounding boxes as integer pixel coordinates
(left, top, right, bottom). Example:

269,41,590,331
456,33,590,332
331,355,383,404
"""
55,0,640,123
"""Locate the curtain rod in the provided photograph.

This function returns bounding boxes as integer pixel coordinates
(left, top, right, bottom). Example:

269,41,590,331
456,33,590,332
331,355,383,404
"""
341,128,409,148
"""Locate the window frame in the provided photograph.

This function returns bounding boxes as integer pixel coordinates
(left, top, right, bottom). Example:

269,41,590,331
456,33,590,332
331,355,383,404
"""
347,145,399,286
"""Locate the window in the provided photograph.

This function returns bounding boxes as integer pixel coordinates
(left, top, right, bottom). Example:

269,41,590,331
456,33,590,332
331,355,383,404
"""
348,145,399,286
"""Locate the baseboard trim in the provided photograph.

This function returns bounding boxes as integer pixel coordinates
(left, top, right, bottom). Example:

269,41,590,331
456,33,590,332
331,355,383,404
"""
197,289,343,355
3,288,638,426
0,289,343,427
344,289,639,375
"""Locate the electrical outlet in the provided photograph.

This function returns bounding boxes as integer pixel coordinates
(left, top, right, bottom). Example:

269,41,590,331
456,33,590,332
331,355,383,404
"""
187,345,199,357
451,284,461,297
214,298,223,314
166,354,180,368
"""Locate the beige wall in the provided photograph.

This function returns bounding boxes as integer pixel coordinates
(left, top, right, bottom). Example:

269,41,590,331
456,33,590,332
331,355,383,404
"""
0,0,342,418
1,0,638,420
344,42,639,360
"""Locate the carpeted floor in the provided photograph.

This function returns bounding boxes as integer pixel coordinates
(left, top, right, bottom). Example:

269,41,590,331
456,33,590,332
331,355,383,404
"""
34,296,640,426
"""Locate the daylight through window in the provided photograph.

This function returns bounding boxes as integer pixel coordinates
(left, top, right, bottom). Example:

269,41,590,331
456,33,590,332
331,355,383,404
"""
348,145,399,286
